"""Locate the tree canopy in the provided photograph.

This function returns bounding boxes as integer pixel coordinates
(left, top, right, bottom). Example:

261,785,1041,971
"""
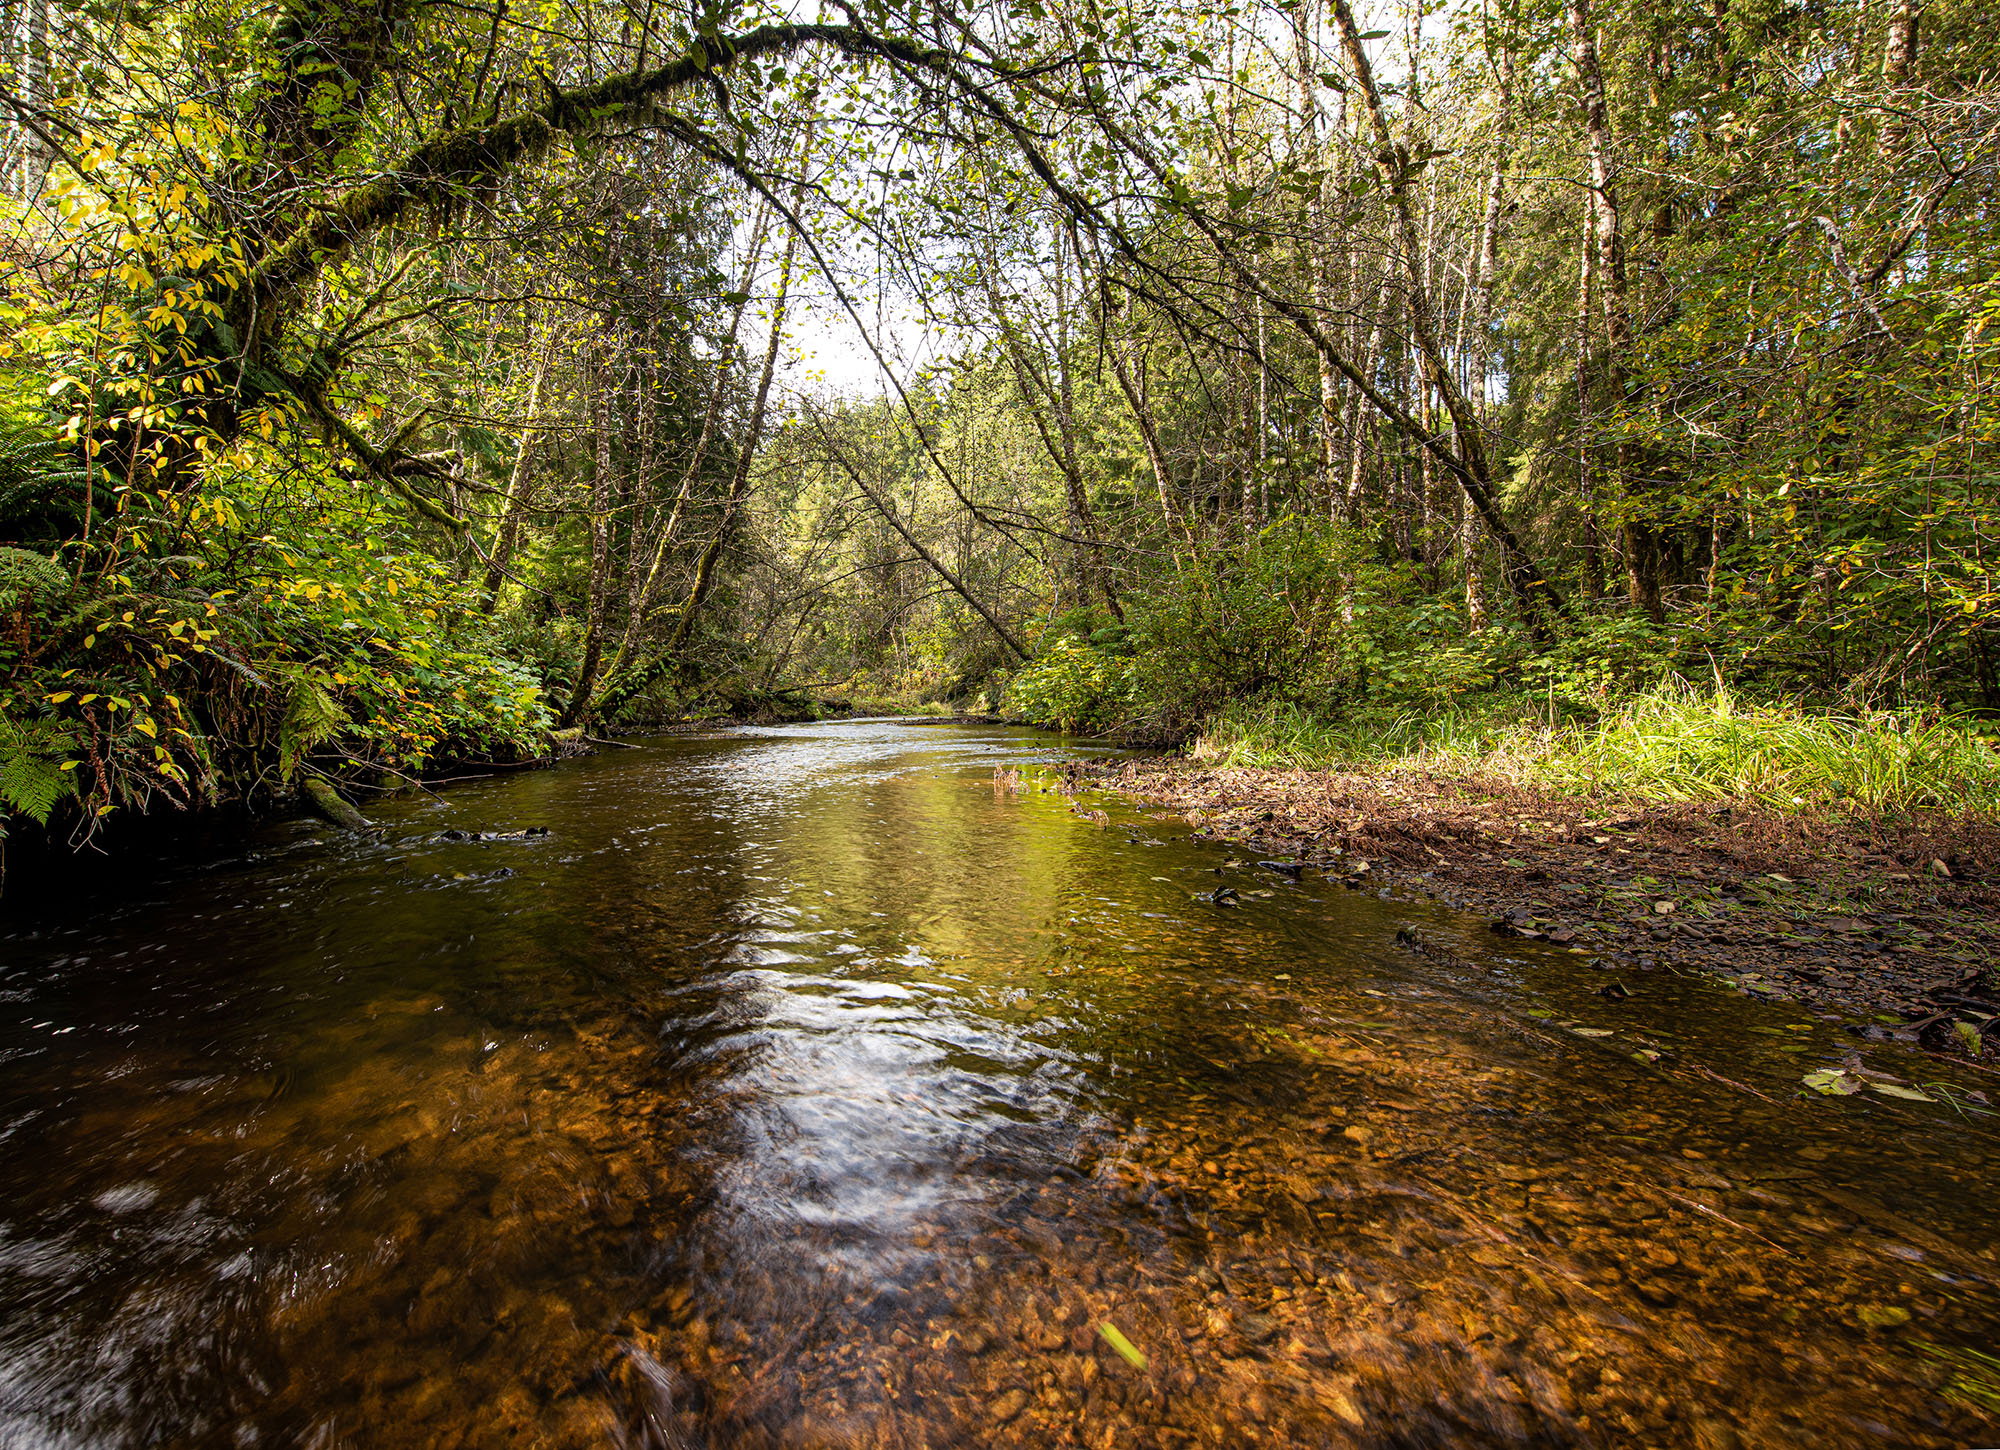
3,0,1997,840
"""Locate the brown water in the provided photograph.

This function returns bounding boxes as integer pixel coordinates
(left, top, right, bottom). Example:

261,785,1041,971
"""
2,719,1997,1449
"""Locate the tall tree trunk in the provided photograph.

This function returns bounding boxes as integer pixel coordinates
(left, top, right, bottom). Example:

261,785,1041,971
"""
1329,0,1564,632
1109,341,1182,547
560,351,617,727
989,222,1121,618
1460,40,1514,631
480,329,551,612
1345,266,1387,514
0,0,18,197
602,202,776,684
1568,0,1661,621
1292,5,1340,512
1574,200,1605,599
1879,0,1920,154
20,0,47,198
1054,224,1120,614
662,230,800,661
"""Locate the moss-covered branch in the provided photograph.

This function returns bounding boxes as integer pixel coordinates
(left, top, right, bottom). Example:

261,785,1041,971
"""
246,24,958,311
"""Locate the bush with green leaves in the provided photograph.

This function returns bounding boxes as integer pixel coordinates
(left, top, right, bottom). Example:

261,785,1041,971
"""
1002,634,1135,731
1121,517,1370,729
1,490,554,840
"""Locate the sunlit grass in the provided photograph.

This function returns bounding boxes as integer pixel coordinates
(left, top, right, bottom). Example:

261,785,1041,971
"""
1192,684,2000,815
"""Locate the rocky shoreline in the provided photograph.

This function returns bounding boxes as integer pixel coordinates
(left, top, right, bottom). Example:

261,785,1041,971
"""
1086,756,2000,1056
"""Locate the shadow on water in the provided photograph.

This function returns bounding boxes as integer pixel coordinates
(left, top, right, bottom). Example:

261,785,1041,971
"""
1,719,1996,1447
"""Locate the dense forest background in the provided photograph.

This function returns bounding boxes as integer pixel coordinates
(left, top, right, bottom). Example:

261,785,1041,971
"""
3,0,1998,844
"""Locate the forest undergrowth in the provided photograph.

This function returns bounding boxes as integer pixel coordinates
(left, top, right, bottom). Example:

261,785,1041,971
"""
3,0,1999,889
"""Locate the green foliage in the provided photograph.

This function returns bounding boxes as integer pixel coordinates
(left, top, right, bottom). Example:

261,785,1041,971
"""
1542,684,2000,814
1121,518,1369,729
276,676,347,784
0,548,69,609
1194,696,1529,770
1006,521,1507,734
1193,682,2000,817
0,428,89,539
0,711,78,827
1002,635,1134,731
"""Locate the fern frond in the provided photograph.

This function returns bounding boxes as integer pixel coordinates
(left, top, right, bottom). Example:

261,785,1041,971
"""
0,712,78,825
277,679,348,782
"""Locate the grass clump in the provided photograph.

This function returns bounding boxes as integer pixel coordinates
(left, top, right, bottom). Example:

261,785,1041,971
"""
1192,683,2000,817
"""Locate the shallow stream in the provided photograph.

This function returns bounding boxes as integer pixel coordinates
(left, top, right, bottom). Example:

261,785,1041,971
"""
3,720,1997,1447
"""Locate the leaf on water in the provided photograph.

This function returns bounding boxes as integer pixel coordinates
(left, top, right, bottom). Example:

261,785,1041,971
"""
1098,1322,1148,1368
1571,1027,1614,1038
1856,1304,1912,1329
1803,1068,1862,1096
1869,1082,1934,1102
1632,1048,1663,1063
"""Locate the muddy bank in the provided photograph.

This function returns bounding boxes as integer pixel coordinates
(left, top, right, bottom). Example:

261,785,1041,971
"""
1086,757,2000,1044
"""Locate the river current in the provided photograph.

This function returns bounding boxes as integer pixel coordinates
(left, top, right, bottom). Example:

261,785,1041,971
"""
2,719,1997,1447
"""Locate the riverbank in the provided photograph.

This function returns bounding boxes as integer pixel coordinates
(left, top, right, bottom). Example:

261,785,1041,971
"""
1087,755,2000,1045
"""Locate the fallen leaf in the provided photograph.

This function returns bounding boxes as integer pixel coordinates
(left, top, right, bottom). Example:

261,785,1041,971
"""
1803,1069,1862,1096
1869,1082,1934,1102
1098,1322,1147,1368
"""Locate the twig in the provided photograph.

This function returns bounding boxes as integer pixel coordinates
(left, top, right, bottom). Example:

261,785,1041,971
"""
1682,1062,1783,1105
1661,1189,1798,1258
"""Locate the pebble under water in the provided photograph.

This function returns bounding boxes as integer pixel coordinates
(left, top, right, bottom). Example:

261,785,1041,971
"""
2,719,1997,1448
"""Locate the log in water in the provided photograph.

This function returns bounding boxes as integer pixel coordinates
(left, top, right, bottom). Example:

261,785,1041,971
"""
2,720,1996,1446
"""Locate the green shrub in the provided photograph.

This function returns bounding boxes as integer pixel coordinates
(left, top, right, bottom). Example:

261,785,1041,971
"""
1123,516,1369,728
1003,635,1135,731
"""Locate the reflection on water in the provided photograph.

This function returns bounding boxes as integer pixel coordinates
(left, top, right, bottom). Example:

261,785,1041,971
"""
1,720,1996,1447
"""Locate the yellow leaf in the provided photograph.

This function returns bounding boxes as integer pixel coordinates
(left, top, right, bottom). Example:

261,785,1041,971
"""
1098,1323,1147,1368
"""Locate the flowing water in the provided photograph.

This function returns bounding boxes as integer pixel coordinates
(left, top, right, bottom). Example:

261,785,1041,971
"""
2,719,1998,1449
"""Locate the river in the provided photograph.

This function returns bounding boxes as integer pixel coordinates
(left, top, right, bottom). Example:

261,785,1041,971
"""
1,719,1996,1447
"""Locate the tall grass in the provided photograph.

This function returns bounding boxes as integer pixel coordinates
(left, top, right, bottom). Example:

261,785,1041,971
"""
1192,684,2000,815
1193,698,1524,772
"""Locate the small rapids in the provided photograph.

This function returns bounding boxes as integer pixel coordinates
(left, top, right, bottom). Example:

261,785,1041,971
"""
1,719,1995,1448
